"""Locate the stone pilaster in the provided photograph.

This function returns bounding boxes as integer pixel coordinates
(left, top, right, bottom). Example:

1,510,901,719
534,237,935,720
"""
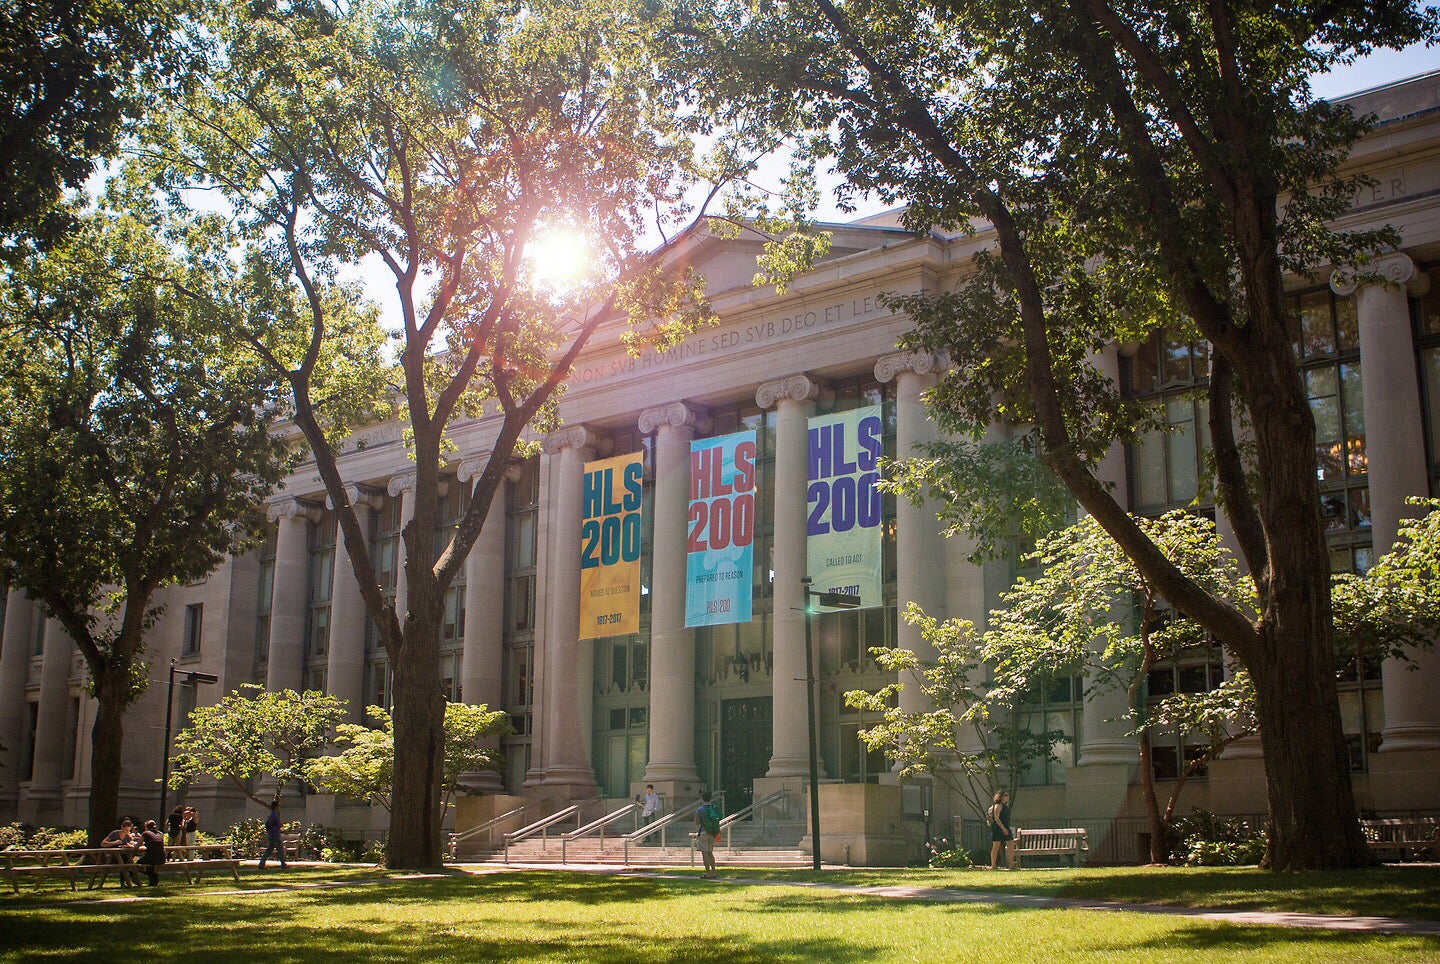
757,375,829,779
1333,253,1440,751
387,472,417,631
639,401,711,792
536,425,610,795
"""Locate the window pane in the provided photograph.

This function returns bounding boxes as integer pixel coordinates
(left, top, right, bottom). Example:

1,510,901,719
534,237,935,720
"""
1334,294,1358,351
1163,335,1191,384
1134,428,1167,508
1166,398,1197,504
1341,363,1365,477
1298,291,1335,357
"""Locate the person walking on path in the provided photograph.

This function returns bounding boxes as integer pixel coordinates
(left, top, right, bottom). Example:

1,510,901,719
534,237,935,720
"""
989,791,1015,870
259,800,288,869
137,819,166,886
639,785,659,827
695,791,721,878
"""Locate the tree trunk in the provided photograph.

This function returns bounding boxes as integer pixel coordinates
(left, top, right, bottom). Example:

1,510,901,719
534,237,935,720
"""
386,611,446,869
87,665,128,847
1231,339,1372,870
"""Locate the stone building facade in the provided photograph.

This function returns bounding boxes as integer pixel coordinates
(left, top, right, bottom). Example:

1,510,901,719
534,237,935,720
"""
3,71,1439,859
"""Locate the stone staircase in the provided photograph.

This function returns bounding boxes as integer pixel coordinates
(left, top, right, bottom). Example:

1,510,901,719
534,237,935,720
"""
454,817,811,867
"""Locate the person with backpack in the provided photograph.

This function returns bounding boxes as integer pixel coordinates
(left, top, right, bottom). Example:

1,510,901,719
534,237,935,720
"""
695,790,721,878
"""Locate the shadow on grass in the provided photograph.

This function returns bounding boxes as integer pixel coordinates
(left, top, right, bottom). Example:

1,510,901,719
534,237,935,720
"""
1095,922,1440,957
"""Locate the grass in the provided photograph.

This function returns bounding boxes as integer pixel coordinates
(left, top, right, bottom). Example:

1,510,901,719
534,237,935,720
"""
1,866,1438,962
708,864,1440,921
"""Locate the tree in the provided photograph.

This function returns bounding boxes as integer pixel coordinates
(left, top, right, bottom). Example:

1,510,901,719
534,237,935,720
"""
308,703,510,818
140,0,771,868
0,210,292,846
168,687,347,805
671,0,1440,869
845,607,1069,828
856,505,1440,862
0,0,195,253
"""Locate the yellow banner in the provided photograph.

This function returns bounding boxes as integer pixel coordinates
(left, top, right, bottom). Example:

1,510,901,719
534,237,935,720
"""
578,451,644,639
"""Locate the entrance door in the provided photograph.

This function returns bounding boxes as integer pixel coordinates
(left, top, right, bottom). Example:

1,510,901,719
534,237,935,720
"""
720,697,772,814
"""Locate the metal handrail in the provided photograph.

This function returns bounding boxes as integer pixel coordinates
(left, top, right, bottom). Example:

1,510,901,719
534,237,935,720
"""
624,793,723,865
561,801,639,863
503,805,579,864
689,787,792,864
447,805,526,859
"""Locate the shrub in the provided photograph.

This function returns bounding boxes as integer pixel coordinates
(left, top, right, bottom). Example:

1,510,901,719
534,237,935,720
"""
361,840,387,865
300,824,344,860
28,827,88,850
1172,809,1267,866
926,837,973,868
0,823,26,850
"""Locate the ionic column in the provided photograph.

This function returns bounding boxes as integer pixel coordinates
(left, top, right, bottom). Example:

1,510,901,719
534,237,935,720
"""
326,485,380,725
1078,345,1138,766
0,589,34,807
639,402,710,787
537,425,609,794
758,375,829,778
457,458,511,793
265,497,317,694
387,472,417,632
1333,253,1440,751
876,352,948,723
26,618,71,803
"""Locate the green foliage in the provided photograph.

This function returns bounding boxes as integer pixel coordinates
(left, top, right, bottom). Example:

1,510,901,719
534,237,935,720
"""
25,827,89,850
0,823,25,850
307,703,510,815
0,0,196,251
925,838,972,868
1173,810,1268,867
299,824,345,860
169,687,347,804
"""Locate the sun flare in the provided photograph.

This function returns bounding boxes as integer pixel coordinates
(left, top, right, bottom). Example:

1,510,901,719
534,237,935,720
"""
526,228,593,291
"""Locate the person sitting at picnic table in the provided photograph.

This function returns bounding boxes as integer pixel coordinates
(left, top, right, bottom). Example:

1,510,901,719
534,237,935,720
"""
137,819,166,887
101,818,141,887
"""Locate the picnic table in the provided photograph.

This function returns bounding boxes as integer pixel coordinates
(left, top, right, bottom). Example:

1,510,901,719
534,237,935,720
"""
2,843,242,892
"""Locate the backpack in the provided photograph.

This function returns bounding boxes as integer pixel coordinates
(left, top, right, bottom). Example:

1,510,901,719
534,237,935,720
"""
699,803,721,836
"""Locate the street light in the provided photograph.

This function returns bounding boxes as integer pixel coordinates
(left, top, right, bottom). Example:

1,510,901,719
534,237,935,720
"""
159,659,218,823
800,576,860,871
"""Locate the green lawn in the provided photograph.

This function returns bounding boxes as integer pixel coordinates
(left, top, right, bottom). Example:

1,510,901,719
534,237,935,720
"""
2,868,1438,963
708,864,1440,921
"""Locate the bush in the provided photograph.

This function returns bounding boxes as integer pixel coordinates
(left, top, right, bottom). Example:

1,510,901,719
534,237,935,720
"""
361,840,387,865
28,827,88,850
300,824,345,860
926,837,973,868
1172,809,1267,867
0,823,26,850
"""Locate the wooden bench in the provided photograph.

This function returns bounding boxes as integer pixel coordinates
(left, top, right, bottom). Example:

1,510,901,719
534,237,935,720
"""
1361,818,1439,861
282,832,304,860
1014,828,1090,868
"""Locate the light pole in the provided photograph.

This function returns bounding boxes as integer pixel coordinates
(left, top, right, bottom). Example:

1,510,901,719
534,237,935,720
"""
800,576,860,871
159,659,218,823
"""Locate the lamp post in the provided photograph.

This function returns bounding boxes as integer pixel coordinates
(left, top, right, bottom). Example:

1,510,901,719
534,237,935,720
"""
800,576,860,871
159,659,218,822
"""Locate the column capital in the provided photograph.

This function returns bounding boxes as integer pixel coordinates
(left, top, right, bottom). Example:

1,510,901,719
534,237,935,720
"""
455,457,525,486
386,471,417,497
756,374,829,410
541,424,612,456
875,350,947,384
638,401,711,436
266,496,321,524
325,484,382,512
1330,252,1431,298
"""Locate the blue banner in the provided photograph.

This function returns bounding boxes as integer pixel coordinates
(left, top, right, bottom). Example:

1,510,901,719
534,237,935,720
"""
685,430,757,627
807,405,883,610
